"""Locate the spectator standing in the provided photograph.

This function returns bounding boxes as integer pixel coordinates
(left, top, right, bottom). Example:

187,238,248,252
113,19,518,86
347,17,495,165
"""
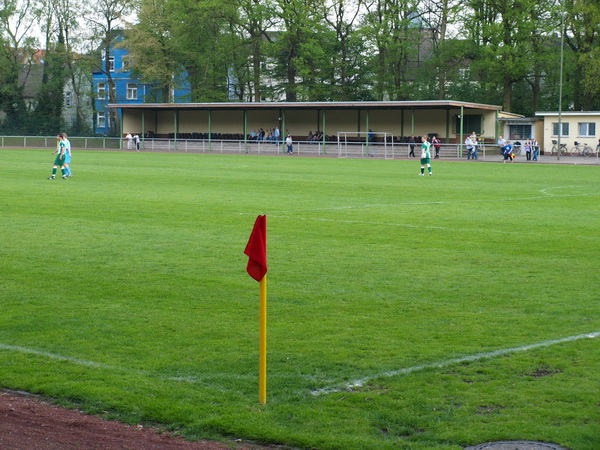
408,136,416,157
432,135,441,159
465,135,474,160
532,139,539,161
498,136,507,154
470,132,479,159
125,133,133,150
286,135,293,154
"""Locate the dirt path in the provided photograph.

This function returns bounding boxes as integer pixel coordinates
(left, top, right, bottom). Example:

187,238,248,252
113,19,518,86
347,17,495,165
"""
0,390,265,449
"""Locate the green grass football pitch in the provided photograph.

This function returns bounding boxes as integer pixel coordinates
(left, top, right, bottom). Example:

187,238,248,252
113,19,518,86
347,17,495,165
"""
1,148,599,449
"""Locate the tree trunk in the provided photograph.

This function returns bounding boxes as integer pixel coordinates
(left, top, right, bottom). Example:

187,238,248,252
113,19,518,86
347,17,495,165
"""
437,0,449,100
503,78,513,112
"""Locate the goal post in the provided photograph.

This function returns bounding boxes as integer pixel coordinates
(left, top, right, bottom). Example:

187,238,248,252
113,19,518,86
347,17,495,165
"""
337,131,395,159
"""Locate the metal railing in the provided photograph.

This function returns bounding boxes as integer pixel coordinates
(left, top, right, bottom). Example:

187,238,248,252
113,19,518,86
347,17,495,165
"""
0,135,487,158
0,135,121,150
3,135,598,161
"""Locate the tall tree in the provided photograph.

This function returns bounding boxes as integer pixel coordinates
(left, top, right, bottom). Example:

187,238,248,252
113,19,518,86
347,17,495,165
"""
235,0,277,101
85,0,134,135
421,0,461,99
321,0,371,100
31,29,66,134
46,0,93,133
362,0,424,101
270,0,323,101
167,0,237,101
124,0,180,102
462,0,553,112
564,0,600,110
0,0,40,133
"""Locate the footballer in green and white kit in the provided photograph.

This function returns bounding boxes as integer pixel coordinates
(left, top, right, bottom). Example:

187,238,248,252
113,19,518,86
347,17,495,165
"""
419,136,433,176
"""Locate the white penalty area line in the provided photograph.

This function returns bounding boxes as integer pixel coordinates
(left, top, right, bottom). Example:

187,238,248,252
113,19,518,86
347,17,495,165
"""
311,331,600,396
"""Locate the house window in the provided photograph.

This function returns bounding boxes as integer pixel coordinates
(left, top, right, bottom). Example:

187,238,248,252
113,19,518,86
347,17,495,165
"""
98,83,106,99
122,56,131,71
454,115,482,135
108,56,115,72
65,92,72,107
97,111,106,129
126,83,138,100
578,122,596,137
508,124,532,140
552,122,569,137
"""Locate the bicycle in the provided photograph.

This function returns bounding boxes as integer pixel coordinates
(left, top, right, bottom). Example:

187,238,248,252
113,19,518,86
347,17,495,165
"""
551,140,568,156
512,141,522,156
569,141,594,157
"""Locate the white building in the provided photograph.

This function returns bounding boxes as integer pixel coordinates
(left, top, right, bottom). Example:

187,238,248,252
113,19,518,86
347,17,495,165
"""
535,111,600,154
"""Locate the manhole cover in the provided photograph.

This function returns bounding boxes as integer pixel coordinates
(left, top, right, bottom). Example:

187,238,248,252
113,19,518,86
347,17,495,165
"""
465,441,566,450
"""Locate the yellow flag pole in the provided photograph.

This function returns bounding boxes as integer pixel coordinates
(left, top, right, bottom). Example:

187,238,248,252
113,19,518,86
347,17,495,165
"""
259,274,267,405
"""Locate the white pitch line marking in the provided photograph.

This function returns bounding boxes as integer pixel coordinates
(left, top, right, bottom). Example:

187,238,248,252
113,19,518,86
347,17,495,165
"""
0,343,121,371
0,343,243,385
0,342,308,386
265,215,599,240
238,191,599,215
539,186,586,196
311,331,600,396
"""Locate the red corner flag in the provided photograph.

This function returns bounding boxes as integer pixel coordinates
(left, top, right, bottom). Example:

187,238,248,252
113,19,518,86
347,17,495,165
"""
244,215,268,281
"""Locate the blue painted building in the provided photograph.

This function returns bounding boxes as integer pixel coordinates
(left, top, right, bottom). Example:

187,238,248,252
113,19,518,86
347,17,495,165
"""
92,35,192,135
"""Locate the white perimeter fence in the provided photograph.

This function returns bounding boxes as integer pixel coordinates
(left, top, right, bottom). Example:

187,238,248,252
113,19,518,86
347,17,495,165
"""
2,135,598,161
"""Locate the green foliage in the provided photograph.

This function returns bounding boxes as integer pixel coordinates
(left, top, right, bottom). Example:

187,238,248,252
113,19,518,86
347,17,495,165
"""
122,0,181,102
1,0,599,132
461,0,551,111
360,0,424,101
567,0,600,109
162,0,238,102
1,150,599,448
31,40,67,135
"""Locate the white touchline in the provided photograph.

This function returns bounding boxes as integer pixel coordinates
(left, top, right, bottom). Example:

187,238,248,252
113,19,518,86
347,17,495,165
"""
0,342,304,386
0,343,121,371
3,332,599,395
311,331,600,396
0,343,215,384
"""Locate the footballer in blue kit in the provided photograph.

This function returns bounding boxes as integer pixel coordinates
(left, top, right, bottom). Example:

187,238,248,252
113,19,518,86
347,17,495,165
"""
62,134,72,177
